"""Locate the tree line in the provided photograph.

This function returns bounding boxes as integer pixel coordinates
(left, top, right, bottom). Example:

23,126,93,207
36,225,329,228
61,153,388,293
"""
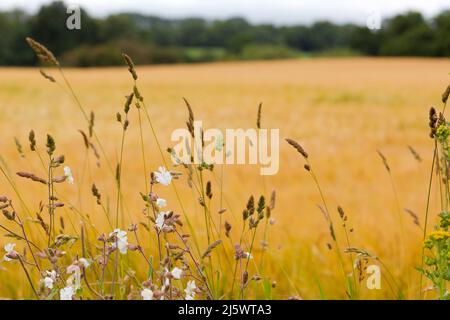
1,1,449,66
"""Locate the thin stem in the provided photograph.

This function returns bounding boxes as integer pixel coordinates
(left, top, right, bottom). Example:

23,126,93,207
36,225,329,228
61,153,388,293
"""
12,204,41,272
18,256,39,299
175,229,213,299
308,162,347,280
419,141,437,297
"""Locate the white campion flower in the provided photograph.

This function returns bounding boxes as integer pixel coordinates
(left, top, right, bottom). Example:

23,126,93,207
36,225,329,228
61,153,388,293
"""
60,286,74,300
43,270,57,289
156,198,167,208
141,288,154,300
184,280,196,300
109,228,128,254
66,265,81,290
171,267,183,280
154,166,172,186
155,212,167,231
78,258,90,268
46,270,57,279
63,166,74,184
43,276,54,289
3,243,16,262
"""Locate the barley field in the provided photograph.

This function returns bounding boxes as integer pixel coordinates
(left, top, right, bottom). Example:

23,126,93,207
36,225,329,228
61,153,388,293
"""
0,56,449,300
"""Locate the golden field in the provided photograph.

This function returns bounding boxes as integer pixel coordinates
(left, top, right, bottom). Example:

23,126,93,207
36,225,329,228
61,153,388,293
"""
0,57,449,299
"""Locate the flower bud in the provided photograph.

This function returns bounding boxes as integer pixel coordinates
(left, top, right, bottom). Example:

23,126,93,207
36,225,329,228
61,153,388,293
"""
127,244,139,251
6,251,20,260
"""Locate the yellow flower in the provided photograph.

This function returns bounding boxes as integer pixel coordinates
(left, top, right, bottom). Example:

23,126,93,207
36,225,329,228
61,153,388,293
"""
427,230,450,241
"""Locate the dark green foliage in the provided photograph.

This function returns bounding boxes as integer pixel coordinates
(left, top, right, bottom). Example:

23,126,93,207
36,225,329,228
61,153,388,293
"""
0,2,450,66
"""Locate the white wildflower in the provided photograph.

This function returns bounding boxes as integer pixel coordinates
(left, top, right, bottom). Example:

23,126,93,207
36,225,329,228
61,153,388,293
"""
244,252,254,259
43,276,54,289
184,280,196,300
3,243,16,262
141,288,154,300
155,212,167,231
60,286,74,300
171,267,183,280
43,270,57,288
156,198,167,208
78,258,90,268
154,166,172,186
66,264,81,290
64,166,74,184
109,228,128,254
46,270,57,279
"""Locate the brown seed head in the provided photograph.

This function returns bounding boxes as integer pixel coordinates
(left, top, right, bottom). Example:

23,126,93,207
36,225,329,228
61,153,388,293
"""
26,37,59,66
206,181,212,199
442,84,450,104
225,221,232,237
285,138,308,158
39,69,55,83
257,103,262,129
122,53,138,80
28,130,36,151
376,150,390,172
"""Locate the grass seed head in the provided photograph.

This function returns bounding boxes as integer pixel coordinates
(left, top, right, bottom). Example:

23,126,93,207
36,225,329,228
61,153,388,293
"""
285,138,308,158
39,69,55,83
257,103,262,129
246,195,255,216
14,137,24,158
337,206,346,220
124,93,134,114
429,107,438,138
46,134,56,156
206,181,212,199
89,111,95,137
404,208,420,227
225,221,232,237
133,86,143,102
26,37,59,66
376,149,390,172
442,84,450,104
407,145,422,162
122,53,138,80
202,240,222,259
183,97,195,137
269,190,276,210
78,130,90,149
28,130,36,151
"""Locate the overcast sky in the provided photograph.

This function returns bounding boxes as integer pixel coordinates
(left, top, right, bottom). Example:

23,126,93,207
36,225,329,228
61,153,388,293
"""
1,0,449,25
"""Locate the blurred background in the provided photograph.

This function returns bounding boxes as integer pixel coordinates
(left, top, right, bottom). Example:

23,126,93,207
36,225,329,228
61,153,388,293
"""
0,1,449,299
0,0,449,66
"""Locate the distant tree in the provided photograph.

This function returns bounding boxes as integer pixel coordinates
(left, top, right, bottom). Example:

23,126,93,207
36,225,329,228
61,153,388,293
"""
98,14,139,42
0,1,449,66
433,10,450,56
283,22,358,52
349,27,380,55
0,10,33,65
379,12,436,56
174,18,209,46
208,18,252,52
29,1,98,57
282,25,314,51
250,24,283,45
